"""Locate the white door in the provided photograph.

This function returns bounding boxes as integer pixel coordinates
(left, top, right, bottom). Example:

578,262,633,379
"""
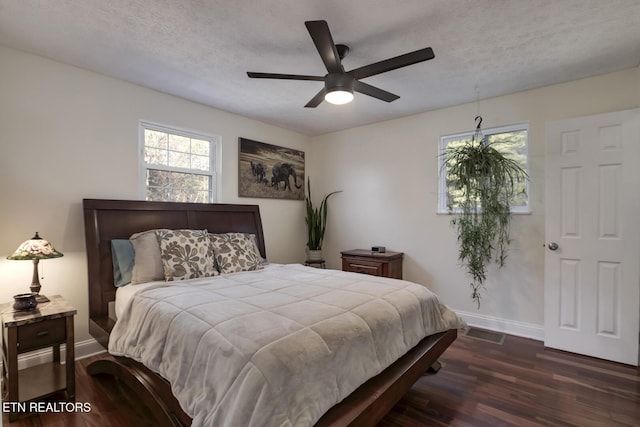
545,109,640,366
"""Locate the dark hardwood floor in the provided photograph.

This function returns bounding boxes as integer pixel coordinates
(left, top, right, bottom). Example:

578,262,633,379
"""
3,333,639,426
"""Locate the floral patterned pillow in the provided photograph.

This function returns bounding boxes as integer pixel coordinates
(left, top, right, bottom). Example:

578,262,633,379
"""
209,233,264,274
156,229,218,281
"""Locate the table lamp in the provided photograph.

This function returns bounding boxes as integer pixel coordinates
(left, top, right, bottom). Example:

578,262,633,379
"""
7,232,63,303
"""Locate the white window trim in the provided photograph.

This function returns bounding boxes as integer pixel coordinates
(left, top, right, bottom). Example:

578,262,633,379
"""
437,122,530,214
138,120,222,203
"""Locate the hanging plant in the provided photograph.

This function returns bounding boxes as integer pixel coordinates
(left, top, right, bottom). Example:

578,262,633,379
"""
442,116,528,307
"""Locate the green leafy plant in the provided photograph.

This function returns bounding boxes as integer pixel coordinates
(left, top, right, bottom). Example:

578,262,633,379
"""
305,178,342,250
443,118,528,307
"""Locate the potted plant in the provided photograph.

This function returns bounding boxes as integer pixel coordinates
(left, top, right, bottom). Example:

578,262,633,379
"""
305,178,341,260
443,117,528,307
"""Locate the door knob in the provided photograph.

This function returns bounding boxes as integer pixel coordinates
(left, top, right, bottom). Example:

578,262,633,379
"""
547,242,559,251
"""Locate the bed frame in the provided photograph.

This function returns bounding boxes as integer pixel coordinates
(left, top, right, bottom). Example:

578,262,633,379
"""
82,198,457,427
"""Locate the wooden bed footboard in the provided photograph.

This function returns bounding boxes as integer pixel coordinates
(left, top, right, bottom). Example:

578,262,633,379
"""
315,329,457,426
87,356,190,427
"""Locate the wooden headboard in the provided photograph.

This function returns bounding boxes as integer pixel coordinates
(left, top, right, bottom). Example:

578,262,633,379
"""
82,199,266,348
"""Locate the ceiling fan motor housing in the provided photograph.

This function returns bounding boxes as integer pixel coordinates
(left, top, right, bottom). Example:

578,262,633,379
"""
325,73,354,93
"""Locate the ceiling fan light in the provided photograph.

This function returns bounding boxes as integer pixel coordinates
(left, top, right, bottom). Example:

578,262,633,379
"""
325,90,354,105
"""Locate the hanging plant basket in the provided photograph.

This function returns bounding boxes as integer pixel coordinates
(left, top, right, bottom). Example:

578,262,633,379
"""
442,117,528,307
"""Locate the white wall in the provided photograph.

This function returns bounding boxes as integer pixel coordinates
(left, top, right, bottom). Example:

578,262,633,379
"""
0,46,311,346
310,68,640,337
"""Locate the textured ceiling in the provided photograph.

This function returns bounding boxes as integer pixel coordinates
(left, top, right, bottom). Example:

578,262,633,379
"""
1,0,639,136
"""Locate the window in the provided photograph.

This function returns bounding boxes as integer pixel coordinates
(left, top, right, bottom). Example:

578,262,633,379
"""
438,123,529,213
139,122,220,203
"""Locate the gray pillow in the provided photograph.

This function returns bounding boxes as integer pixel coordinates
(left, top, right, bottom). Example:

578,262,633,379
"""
130,229,168,284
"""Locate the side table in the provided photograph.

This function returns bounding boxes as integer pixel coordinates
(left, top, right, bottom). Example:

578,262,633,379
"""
1,295,76,421
341,249,404,279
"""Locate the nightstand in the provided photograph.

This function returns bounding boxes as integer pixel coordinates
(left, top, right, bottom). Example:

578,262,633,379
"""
1,295,76,421
341,249,404,279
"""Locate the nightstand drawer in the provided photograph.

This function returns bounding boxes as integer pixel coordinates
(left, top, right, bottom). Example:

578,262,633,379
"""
17,317,66,353
343,259,383,276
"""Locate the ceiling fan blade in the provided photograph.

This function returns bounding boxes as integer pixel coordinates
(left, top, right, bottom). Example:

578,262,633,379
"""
247,72,324,81
354,80,400,102
304,88,327,108
305,20,344,74
349,47,435,80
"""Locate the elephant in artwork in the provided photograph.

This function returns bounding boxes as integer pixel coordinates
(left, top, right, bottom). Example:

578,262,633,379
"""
271,163,302,191
250,161,266,183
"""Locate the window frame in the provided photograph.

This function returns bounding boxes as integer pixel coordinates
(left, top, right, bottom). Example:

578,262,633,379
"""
138,121,222,203
438,122,530,214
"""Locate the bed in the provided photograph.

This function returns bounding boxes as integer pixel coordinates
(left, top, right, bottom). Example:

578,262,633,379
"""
82,198,463,427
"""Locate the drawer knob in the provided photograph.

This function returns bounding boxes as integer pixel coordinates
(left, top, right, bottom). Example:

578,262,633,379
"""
36,330,50,337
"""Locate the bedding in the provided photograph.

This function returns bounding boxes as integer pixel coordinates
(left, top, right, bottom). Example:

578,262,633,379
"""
111,239,135,287
129,230,265,283
209,232,265,273
114,280,160,320
156,229,218,281
130,229,168,284
109,264,465,427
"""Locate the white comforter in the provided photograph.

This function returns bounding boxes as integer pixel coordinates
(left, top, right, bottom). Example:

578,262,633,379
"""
109,264,465,427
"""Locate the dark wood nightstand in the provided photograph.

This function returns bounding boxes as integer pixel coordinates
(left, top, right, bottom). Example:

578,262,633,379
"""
1,295,76,421
341,249,404,279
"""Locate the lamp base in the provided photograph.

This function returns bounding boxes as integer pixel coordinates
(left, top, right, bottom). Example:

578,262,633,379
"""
34,294,50,303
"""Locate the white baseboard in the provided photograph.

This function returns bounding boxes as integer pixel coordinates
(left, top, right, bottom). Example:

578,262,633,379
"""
4,338,106,371
456,310,544,341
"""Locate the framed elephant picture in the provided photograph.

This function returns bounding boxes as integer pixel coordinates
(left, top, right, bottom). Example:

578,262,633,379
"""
238,138,305,200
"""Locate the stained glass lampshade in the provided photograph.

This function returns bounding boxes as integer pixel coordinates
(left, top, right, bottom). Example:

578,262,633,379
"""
7,232,63,303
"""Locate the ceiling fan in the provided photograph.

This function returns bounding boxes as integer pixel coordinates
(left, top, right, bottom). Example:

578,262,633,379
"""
247,20,435,107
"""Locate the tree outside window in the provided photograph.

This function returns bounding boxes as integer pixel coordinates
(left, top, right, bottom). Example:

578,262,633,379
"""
140,123,219,203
